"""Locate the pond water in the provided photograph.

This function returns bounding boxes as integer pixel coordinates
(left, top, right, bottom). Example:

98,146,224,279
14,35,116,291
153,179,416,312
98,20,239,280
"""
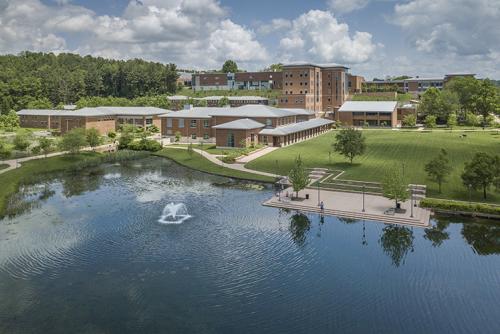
0,157,499,334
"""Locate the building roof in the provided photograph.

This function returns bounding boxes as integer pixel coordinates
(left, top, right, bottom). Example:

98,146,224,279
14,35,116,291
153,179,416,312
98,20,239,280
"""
17,106,170,117
283,62,349,70
213,118,265,130
160,104,301,119
259,118,333,136
281,108,315,116
338,101,397,113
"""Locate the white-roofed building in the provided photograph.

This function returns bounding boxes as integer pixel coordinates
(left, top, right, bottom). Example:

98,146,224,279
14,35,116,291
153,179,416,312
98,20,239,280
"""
336,101,398,127
159,104,330,148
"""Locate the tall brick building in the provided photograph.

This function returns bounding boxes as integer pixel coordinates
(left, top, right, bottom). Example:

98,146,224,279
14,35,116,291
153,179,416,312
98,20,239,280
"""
278,63,350,113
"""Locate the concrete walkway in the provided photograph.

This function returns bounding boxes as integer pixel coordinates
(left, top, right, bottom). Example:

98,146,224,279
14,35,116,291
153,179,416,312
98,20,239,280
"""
236,146,279,164
264,186,431,227
0,143,117,175
166,146,279,178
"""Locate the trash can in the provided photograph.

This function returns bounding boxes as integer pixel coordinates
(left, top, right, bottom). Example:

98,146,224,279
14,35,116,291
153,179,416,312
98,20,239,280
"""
305,194,309,199
396,203,401,209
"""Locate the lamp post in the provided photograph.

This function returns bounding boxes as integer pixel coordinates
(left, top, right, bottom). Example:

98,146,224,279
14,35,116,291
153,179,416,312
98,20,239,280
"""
362,185,365,212
468,184,472,204
317,181,321,206
410,187,414,218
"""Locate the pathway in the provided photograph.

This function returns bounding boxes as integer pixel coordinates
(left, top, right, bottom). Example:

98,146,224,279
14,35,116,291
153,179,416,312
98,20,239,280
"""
166,146,279,178
0,143,117,175
236,146,279,164
264,186,431,227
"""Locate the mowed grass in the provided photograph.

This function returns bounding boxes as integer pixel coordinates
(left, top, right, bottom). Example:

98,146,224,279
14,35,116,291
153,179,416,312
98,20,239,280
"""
246,130,500,203
154,149,275,183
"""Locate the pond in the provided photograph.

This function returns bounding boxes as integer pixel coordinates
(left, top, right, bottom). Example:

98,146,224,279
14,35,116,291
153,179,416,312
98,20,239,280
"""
0,157,499,334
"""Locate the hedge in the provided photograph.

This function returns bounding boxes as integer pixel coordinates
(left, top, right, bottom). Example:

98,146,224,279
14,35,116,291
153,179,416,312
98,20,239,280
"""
420,198,500,216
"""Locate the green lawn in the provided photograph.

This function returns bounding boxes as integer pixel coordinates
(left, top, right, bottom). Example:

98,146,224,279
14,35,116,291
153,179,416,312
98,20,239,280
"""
154,148,275,183
245,130,500,203
171,144,228,155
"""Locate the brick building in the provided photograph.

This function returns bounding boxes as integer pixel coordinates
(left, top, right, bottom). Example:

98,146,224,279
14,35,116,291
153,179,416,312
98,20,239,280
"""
192,71,282,91
17,107,168,135
160,104,332,148
167,96,269,110
336,101,398,127
278,63,350,113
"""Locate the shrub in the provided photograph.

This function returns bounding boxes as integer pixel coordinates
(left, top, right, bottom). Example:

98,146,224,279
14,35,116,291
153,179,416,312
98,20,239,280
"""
107,131,117,139
420,198,500,216
127,139,162,152
148,125,159,133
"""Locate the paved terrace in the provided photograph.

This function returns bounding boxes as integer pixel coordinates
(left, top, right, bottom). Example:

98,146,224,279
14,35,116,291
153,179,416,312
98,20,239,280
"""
263,186,431,228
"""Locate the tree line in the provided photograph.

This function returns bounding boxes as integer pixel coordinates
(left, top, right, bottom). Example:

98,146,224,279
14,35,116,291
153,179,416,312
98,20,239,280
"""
0,52,179,114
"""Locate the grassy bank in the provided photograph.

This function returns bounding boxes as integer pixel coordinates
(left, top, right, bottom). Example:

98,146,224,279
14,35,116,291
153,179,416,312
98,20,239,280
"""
421,198,500,217
246,130,500,203
0,151,149,216
0,164,8,170
154,148,275,183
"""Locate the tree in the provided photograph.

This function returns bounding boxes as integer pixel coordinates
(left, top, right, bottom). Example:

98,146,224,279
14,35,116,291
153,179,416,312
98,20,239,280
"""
424,115,436,129
187,142,194,159
465,112,479,127
86,128,102,151
402,114,416,127
222,60,238,73
13,133,31,152
174,131,181,142
288,155,309,198
218,96,230,107
425,149,452,193
446,113,457,130
265,63,283,72
0,110,20,130
382,168,409,208
333,128,366,163
418,87,453,121
471,79,499,123
38,137,53,157
118,126,135,149
58,128,88,154
461,152,498,199
445,77,480,115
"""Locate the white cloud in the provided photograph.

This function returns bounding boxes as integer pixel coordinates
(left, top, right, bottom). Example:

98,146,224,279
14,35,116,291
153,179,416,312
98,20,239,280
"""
0,0,269,69
392,0,500,57
279,10,377,64
257,18,292,35
327,0,370,14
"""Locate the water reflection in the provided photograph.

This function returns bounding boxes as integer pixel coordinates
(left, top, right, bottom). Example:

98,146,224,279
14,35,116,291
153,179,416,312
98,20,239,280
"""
61,170,104,198
424,220,450,247
289,213,311,247
462,222,500,255
379,225,415,267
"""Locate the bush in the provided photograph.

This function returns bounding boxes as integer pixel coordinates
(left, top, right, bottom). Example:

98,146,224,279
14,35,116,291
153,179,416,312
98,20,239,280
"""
127,139,162,152
148,125,159,133
420,198,500,216
107,131,117,139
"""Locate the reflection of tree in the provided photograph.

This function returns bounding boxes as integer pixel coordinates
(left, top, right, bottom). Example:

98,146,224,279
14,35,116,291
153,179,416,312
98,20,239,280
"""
379,225,414,267
62,170,103,198
39,185,55,201
462,223,500,255
289,213,311,247
424,220,450,247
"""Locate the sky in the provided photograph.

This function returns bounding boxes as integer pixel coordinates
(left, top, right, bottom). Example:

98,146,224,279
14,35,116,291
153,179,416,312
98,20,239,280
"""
0,0,499,80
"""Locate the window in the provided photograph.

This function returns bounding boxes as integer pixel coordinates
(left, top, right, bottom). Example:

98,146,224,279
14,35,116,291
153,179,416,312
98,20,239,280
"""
191,134,197,139
203,120,209,128
167,118,172,128
266,119,272,126
178,119,184,128
203,133,209,140
146,118,153,125
190,119,197,128
227,133,235,147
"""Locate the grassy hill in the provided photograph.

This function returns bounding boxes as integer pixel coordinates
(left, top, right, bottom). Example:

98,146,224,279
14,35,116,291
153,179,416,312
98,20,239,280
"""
245,130,500,203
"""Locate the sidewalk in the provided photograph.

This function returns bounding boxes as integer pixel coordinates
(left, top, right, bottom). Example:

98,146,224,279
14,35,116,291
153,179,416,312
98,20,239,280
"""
166,146,279,178
263,186,431,227
0,143,117,175
236,146,279,164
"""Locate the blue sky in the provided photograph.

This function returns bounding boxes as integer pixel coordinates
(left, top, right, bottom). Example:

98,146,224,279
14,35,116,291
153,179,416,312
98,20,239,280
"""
2,0,499,79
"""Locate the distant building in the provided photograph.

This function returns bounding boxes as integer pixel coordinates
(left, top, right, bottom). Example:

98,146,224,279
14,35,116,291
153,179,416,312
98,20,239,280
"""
364,74,475,95
167,96,269,110
348,75,365,94
192,71,283,91
278,63,350,113
17,107,167,134
176,72,193,87
160,104,331,148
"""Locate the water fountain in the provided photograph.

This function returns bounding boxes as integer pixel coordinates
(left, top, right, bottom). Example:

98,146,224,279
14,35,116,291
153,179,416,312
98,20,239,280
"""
158,203,191,224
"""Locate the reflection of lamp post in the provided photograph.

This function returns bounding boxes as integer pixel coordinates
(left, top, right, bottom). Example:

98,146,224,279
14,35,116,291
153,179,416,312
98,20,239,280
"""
362,185,365,212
